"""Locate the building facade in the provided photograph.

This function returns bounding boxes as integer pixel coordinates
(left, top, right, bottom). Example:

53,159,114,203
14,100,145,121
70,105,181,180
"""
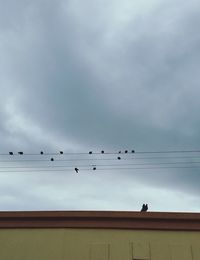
0,211,200,259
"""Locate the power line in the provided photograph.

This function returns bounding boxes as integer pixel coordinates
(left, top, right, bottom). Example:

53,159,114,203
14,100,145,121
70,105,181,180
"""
1,156,200,163
0,152,122,156
136,150,200,154
1,149,200,156
0,165,199,173
0,161,200,169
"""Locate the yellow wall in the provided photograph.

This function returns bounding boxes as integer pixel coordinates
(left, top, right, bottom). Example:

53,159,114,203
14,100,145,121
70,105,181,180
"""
0,228,200,260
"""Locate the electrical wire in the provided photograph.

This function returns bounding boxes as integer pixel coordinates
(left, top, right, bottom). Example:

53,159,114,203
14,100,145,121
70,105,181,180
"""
1,149,200,156
0,161,200,169
1,156,200,163
0,165,199,173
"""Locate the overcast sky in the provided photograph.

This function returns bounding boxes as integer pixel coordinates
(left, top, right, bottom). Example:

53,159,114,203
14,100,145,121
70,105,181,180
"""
0,0,200,212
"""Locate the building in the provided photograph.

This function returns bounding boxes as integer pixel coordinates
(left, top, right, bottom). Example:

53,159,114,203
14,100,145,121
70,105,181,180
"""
0,211,200,259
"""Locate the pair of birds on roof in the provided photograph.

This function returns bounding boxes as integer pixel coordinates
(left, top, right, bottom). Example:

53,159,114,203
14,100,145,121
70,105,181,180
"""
141,204,148,212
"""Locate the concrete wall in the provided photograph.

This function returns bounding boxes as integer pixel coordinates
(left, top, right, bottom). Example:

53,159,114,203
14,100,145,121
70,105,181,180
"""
0,228,200,260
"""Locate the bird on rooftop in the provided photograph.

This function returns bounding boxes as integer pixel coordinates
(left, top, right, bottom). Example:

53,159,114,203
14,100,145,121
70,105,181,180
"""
131,150,135,153
93,167,96,170
18,152,23,155
60,151,63,154
117,157,121,160
101,150,104,154
125,150,128,153
141,204,148,212
50,158,54,161
89,151,92,154
75,167,79,173
9,152,13,155
40,151,44,155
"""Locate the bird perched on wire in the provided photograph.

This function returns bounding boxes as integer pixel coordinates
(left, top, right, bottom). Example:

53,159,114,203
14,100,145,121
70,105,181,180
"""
75,167,79,173
141,204,148,212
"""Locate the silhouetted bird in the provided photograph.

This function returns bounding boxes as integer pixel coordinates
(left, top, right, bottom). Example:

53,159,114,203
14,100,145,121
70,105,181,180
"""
93,167,96,170
117,157,121,160
60,151,63,154
141,204,148,212
118,151,121,153
131,150,135,153
101,150,104,154
75,167,79,173
40,151,44,155
9,152,13,155
18,152,23,155
50,158,54,161
125,150,128,153
89,151,92,154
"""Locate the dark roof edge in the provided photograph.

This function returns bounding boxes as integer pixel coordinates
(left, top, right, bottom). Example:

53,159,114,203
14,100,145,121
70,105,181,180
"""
0,211,200,231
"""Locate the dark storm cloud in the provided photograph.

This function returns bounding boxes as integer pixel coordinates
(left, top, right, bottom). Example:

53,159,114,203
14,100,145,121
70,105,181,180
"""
10,0,200,145
1,0,200,210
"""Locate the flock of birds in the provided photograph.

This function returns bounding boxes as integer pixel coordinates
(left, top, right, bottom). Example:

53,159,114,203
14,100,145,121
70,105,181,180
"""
6,150,149,212
6,150,136,173
8,150,135,155
6,149,200,213
4,149,200,174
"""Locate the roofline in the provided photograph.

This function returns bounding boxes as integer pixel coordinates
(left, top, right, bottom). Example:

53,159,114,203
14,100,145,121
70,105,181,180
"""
0,211,200,231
